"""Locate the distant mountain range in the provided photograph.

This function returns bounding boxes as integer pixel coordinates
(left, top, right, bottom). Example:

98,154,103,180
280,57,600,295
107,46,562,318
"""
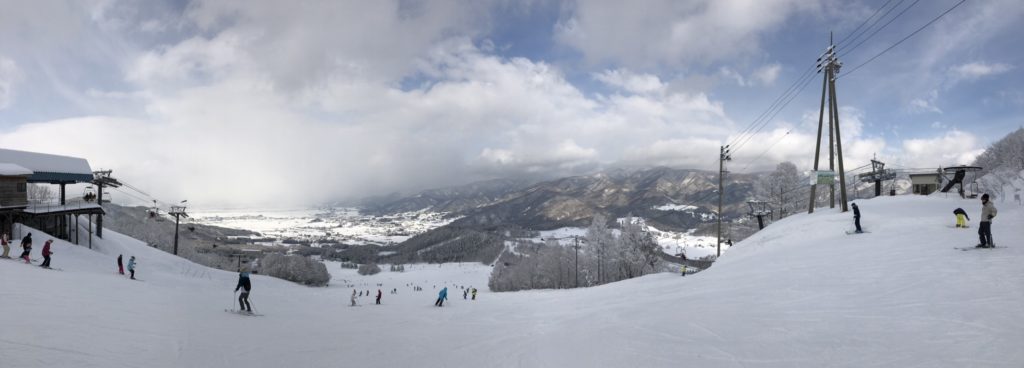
360,167,764,264
364,167,759,231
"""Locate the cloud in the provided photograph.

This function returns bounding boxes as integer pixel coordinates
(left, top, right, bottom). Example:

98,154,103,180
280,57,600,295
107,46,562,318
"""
949,62,1013,81
898,130,985,168
752,63,781,86
0,36,738,207
554,0,819,68
0,56,21,110
593,69,666,94
908,90,942,114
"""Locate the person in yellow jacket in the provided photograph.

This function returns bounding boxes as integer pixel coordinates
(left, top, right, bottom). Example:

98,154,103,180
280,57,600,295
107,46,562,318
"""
953,208,970,228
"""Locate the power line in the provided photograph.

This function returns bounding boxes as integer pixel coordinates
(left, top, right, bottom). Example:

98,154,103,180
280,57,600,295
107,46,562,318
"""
837,0,909,53
730,67,819,155
835,0,900,47
841,0,968,79
840,0,923,58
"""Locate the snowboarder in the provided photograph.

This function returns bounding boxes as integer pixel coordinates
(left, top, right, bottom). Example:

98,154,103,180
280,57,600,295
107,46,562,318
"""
1,232,9,258
235,271,253,312
127,256,137,280
851,202,863,233
953,208,970,228
977,194,998,248
376,289,382,305
40,239,53,268
351,290,357,306
117,254,124,275
435,287,448,307
471,288,477,300
19,232,32,263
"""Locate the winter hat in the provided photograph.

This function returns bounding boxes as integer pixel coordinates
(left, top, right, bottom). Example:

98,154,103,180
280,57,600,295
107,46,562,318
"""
981,194,990,201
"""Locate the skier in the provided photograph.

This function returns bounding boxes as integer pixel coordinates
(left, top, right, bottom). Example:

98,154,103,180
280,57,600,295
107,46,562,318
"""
235,271,253,313
376,289,382,305
435,287,448,307
1,232,9,258
351,289,357,306
40,239,53,268
117,254,124,275
127,256,137,280
471,288,477,300
851,202,863,233
19,232,32,263
463,289,468,300
977,194,998,248
953,208,970,228
681,264,687,277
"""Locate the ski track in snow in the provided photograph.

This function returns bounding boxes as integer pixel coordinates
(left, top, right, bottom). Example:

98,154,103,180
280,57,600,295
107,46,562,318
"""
1,195,1023,367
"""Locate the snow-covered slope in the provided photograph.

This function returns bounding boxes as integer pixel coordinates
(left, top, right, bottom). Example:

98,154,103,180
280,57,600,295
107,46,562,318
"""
2,195,1022,367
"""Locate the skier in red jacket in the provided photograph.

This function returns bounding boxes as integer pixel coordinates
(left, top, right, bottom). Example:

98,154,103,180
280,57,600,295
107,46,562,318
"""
40,239,54,268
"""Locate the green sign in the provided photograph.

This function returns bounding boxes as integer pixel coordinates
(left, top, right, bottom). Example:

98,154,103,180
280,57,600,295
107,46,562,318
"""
810,170,835,185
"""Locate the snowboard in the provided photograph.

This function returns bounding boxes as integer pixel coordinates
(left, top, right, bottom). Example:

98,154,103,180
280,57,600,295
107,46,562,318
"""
37,266,63,271
845,230,870,235
224,309,264,317
955,245,1006,251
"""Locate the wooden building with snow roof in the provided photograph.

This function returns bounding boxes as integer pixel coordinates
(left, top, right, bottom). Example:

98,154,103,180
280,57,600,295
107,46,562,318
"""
0,148,104,244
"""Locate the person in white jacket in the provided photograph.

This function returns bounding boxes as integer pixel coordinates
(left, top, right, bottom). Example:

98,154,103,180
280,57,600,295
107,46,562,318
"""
977,194,998,248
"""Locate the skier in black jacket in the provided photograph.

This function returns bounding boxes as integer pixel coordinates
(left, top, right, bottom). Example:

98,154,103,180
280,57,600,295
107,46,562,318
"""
235,272,253,313
852,203,862,233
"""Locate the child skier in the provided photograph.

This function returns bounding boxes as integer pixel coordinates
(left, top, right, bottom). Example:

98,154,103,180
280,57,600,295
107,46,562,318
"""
117,254,124,275
127,256,137,279
953,208,970,228
19,232,32,263
435,287,448,307
40,239,53,268
1,232,10,258
376,289,382,305
235,271,253,312
351,290,357,306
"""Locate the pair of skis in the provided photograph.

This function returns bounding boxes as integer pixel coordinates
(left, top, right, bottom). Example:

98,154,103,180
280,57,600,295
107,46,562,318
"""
224,309,264,317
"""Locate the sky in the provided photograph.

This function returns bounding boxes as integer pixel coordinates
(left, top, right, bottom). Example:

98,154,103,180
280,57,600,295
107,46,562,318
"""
0,0,1021,208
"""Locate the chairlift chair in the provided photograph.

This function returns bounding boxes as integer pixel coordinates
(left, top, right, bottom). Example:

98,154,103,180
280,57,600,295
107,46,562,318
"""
83,186,97,202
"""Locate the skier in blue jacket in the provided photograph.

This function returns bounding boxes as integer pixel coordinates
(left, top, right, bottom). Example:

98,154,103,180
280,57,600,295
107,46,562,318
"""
434,287,448,307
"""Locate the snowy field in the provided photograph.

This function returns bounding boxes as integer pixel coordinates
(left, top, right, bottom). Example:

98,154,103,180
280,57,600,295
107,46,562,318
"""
188,207,455,245
2,195,1022,367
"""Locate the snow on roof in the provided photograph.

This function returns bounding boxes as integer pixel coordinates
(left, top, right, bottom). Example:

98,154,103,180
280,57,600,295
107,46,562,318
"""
0,148,93,182
0,163,33,176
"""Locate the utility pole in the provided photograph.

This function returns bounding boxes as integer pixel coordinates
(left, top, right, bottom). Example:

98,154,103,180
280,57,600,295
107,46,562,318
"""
717,145,731,257
808,35,849,213
572,235,581,288
169,201,189,256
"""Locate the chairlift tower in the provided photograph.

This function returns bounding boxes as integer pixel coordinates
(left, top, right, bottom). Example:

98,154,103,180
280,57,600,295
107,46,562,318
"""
169,202,189,256
92,170,122,238
808,35,850,214
857,156,897,197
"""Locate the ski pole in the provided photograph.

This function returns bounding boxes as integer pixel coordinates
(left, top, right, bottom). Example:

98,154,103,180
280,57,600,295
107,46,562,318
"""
232,291,237,310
